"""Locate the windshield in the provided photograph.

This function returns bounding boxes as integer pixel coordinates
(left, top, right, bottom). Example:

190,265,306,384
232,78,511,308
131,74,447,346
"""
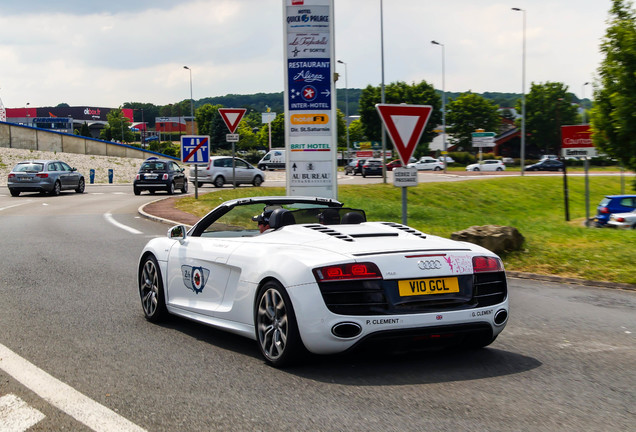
13,163,44,173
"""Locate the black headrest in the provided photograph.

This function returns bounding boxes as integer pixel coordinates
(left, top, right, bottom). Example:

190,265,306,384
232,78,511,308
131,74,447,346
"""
318,208,341,225
341,211,365,224
268,208,296,229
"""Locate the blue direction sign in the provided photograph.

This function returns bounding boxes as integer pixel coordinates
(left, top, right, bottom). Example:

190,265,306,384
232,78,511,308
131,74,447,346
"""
181,135,210,164
287,59,331,111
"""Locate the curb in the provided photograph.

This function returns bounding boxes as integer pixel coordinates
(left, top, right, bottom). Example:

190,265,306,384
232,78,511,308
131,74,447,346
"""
136,198,636,292
506,271,635,291
137,198,195,229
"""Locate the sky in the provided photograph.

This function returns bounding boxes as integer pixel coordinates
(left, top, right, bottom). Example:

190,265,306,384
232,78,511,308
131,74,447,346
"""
0,0,613,109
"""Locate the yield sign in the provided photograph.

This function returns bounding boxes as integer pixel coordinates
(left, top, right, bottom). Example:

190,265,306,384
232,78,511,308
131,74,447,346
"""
375,104,433,164
218,108,247,134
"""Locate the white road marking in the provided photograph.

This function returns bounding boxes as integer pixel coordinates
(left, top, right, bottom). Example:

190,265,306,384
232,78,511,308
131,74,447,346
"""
0,201,33,212
0,343,147,432
0,394,45,432
104,212,142,234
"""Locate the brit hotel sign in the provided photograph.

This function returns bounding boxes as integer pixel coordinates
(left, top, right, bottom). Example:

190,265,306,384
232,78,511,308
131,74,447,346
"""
284,0,338,199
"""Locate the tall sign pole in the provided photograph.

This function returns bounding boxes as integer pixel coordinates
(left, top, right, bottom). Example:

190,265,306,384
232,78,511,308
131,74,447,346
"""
283,0,338,199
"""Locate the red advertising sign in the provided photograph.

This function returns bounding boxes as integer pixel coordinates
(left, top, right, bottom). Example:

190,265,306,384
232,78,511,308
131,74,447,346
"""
375,104,433,164
561,125,594,148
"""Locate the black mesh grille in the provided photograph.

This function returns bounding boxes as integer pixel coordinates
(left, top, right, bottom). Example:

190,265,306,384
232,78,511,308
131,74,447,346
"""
317,272,507,316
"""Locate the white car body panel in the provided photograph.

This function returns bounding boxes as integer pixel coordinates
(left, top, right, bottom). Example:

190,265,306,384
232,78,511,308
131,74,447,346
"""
608,211,636,229
139,198,509,357
407,157,444,171
465,160,506,172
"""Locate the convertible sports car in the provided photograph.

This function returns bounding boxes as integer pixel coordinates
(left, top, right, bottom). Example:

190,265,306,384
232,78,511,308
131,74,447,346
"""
138,196,509,367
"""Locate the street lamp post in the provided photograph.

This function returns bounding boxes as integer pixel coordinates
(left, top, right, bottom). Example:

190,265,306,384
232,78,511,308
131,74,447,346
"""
380,0,387,184
183,65,198,198
337,60,350,163
512,7,526,176
25,102,30,126
431,40,446,173
581,82,590,125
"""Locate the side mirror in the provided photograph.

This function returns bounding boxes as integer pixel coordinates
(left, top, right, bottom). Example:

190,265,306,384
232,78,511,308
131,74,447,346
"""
71,167,77,172
168,225,187,240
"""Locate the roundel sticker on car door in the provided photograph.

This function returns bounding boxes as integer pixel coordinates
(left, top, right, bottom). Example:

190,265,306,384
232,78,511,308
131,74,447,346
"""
181,265,210,294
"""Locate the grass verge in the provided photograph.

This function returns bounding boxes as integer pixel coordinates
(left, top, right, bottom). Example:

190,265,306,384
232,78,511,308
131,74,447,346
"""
175,175,636,285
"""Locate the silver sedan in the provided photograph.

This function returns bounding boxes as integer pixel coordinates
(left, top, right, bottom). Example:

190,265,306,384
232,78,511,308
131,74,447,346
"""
7,160,86,196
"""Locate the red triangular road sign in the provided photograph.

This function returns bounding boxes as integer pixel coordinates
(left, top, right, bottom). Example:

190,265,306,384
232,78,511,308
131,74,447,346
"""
218,108,247,134
375,104,433,164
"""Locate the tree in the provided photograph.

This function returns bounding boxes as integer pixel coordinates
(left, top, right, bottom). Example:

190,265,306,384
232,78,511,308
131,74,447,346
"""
518,82,578,155
358,80,442,153
446,93,501,151
590,0,636,176
79,122,91,138
100,109,133,143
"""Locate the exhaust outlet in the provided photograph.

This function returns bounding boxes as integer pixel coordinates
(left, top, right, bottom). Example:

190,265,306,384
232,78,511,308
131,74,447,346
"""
331,322,362,339
494,309,508,325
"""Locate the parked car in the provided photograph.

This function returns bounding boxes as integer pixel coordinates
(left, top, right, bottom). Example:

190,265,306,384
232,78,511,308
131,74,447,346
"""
407,157,444,171
524,159,564,172
345,159,366,175
465,160,506,172
502,157,515,165
189,156,264,188
385,159,403,171
607,210,636,229
134,157,188,195
137,195,509,367
257,149,286,170
361,159,383,177
7,160,85,197
438,156,455,164
594,195,636,226
540,154,559,161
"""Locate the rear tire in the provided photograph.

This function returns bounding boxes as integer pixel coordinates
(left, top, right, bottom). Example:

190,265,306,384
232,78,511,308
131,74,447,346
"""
133,187,141,195
434,166,442,171
139,255,168,322
167,182,175,195
75,178,85,193
255,281,305,367
51,181,61,196
213,176,225,188
9,189,20,197
253,176,263,187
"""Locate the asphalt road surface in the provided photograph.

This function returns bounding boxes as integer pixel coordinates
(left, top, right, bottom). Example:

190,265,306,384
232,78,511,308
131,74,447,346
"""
0,184,634,432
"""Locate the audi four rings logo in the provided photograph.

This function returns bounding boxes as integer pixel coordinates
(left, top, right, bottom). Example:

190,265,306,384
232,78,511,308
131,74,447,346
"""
417,259,442,270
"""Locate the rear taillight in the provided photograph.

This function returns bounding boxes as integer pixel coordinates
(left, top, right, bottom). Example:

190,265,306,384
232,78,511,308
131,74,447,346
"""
615,217,625,222
473,256,503,273
135,174,140,180
313,262,382,282
8,173,15,179
162,174,169,180
36,173,48,178
600,207,610,214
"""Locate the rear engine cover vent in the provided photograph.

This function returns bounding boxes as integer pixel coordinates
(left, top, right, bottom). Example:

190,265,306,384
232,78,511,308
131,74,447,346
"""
305,224,355,242
381,222,427,239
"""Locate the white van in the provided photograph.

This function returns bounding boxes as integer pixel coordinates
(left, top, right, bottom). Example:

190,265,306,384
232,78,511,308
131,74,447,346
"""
257,149,286,170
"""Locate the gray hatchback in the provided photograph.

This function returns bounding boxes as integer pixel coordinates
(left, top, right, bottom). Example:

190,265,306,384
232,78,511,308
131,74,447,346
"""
7,160,85,197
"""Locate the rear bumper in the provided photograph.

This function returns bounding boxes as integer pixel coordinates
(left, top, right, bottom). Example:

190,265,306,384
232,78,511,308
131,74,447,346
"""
7,181,53,193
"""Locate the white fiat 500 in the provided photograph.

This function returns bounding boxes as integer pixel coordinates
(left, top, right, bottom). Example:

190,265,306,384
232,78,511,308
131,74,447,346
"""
138,196,509,367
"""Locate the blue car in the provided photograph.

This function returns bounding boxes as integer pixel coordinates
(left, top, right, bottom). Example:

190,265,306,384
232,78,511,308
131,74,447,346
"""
594,195,636,226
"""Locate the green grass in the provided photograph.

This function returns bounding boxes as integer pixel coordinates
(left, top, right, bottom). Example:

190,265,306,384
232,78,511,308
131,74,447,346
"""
175,175,636,285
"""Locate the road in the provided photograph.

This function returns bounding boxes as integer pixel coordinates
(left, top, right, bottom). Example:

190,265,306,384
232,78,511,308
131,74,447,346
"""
0,184,634,432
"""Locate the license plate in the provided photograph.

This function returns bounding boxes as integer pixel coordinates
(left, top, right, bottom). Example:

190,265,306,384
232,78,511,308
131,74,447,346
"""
145,174,158,179
398,277,459,297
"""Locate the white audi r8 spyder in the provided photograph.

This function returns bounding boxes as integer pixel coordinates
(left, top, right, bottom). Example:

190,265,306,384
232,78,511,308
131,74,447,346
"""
138,196,509,367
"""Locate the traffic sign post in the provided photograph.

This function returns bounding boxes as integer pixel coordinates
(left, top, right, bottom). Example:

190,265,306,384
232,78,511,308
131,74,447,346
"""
219,108,247,189
375,104,433,225
181,135,211,199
